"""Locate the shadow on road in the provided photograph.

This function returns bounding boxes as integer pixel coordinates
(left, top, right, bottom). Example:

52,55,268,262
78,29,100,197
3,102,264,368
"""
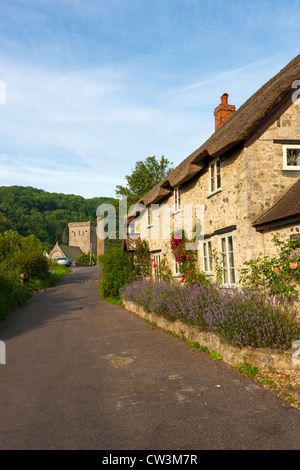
0,266,102,341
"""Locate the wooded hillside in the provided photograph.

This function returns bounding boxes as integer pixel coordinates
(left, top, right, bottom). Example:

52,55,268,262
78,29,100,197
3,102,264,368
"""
0,186,114,249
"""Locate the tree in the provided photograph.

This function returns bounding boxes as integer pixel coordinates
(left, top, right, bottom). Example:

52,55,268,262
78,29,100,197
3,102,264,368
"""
115,156,174,208
0,230,21,263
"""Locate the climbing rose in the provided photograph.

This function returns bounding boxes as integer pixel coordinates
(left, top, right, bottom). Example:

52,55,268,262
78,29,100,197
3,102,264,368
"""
290,262,298,269
274,268,280,274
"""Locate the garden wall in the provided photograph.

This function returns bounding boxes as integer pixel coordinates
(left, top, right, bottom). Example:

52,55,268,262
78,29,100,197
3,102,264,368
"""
124,300,300,371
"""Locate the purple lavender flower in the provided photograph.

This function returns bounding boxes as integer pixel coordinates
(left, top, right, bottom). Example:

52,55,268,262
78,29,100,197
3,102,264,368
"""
121,280,300,350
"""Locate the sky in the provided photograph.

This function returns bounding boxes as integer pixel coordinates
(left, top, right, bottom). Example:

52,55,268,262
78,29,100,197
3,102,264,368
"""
0,0,299,199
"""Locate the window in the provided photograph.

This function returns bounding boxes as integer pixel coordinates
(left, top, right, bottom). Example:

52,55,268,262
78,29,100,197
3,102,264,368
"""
219,233,236,287
174,187,181,213
128,221,135,235
208,158,221,195
174,260,181,276
153,253,160,275
283,144,300,170
202,240,213,274
147,206,153,226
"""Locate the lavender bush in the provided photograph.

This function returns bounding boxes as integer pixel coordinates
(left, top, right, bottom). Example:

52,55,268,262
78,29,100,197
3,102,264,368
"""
121,280,300,350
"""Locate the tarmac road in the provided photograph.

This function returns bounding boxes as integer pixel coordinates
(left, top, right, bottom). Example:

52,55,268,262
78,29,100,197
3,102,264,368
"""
0,266,299,451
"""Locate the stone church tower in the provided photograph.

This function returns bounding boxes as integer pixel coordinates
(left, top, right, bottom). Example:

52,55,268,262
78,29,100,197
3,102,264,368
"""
68,219,104,258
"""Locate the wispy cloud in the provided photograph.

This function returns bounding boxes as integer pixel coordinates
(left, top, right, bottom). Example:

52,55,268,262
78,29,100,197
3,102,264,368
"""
0,1,299,198
162,57,276,97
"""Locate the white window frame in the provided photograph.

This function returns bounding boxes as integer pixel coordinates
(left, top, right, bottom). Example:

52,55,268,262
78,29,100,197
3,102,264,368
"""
202,240,213,275
174,187,181,213
147,205,153,227
282,144,300,170
219,232,236,288
152,253,160,276
207,157,222,198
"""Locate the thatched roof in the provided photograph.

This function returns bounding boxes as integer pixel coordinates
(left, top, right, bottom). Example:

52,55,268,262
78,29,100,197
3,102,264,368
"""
253,178,300,230
138,53,300,207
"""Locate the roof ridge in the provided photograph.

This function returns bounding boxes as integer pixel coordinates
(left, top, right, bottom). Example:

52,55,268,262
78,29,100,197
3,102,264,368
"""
138,53,300,207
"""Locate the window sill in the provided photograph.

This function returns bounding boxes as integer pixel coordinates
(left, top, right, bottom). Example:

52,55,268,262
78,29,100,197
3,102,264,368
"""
204,271,214,276
282,166,300,171
220,284,237,289
147,224,154,228
206,187,222,199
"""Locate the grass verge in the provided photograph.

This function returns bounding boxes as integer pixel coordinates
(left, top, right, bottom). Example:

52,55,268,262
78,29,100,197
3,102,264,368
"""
98,288,124,307
0,264,71,322
28,264,71,291
234,358,300,409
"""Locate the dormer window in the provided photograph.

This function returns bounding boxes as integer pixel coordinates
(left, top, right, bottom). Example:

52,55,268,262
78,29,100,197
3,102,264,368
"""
174,187,181,213
283,144,300,170
207,157,222,198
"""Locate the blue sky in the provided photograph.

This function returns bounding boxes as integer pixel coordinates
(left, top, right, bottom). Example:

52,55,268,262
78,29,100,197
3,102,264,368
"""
0,0,299,198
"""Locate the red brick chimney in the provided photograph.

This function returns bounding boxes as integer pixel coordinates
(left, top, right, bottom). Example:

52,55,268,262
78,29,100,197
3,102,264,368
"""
214,93,236,130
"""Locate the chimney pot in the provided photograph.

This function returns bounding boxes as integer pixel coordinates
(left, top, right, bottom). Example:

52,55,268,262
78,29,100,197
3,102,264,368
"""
221,93,229,105
214,93,236,131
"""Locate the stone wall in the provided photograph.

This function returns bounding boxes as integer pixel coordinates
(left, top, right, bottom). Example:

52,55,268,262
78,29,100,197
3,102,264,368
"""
124,300,300,371
239,100,300,261
262,223,300,257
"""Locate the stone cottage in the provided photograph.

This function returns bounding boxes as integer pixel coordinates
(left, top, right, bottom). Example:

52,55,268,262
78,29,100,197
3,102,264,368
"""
127,53,300,287
49,242,84,264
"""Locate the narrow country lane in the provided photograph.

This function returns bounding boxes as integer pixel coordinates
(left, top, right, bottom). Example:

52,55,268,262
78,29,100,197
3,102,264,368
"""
0,266,299,450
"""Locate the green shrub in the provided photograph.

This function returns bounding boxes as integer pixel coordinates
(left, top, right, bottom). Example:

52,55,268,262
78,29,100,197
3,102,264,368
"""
0,231,68,320
240,234,300,301
0,231,49,282
0,269,32,320
0,230,21,262
76,252,97,264
27,261,70,291
11,250,49,281
98,247,133,299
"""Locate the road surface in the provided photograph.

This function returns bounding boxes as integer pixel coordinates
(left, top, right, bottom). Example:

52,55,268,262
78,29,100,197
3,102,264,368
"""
0,266,299,450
